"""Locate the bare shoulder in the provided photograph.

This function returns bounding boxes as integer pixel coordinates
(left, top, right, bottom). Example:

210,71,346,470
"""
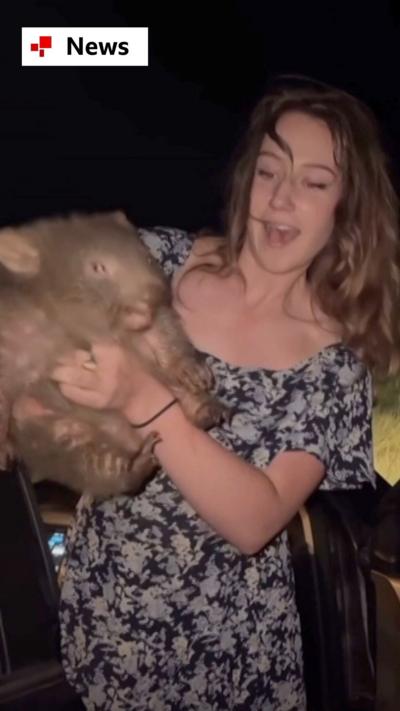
189,234,225,260
173,234,225,283
171,234,228,310
280,296,343,357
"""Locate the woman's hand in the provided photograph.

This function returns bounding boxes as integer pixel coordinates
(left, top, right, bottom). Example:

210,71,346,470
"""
50,342,173,418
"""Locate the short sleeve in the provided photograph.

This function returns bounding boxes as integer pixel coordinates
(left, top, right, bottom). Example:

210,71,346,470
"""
137,226,193,278
278,360,375,490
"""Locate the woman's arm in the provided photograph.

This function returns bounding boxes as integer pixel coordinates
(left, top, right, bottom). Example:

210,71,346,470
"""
125,394,324,554
52,343,324,555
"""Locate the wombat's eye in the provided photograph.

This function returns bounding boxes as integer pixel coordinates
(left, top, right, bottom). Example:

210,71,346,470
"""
90,261,107,274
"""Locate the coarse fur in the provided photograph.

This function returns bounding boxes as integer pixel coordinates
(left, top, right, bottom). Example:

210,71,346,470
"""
0,211,223,498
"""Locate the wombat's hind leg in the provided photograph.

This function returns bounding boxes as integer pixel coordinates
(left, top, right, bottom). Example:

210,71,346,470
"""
80,430,161,499
177,391,230,429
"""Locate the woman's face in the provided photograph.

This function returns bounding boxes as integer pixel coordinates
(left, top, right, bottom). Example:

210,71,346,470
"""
246,110,342,275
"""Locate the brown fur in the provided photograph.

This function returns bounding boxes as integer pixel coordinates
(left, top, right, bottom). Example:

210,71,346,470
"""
0,211,224,498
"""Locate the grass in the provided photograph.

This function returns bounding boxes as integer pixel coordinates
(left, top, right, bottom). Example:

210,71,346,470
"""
373,376,400,485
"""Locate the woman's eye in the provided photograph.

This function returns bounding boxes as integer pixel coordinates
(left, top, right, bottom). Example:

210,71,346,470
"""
257,169,275,179
305,181,328,190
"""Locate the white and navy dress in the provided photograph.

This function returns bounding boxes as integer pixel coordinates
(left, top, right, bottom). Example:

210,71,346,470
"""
59,227,375,711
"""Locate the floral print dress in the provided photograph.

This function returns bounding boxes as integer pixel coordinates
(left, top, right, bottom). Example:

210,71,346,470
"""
59,227,375,711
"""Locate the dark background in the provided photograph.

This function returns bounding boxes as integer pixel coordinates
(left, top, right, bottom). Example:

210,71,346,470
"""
2,0,400,231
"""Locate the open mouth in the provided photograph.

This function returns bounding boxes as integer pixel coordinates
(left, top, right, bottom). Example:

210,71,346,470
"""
263,221,300,247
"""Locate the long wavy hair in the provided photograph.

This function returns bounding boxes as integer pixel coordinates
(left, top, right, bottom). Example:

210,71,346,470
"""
189,77,400,378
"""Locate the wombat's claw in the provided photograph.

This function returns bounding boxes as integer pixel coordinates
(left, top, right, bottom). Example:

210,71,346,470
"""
83,446,112,479
141,431,162,460
221,404,234,425
83,446,135,488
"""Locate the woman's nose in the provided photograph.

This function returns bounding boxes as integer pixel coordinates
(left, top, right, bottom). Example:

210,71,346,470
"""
269,177,295,210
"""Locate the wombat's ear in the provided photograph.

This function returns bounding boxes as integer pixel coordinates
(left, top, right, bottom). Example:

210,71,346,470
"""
0,228,40,275
112,210,133,228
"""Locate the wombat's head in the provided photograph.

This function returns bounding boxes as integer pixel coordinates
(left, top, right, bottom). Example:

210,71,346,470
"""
0,211,169,317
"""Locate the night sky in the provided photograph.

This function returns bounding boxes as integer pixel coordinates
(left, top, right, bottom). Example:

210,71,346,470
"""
2,1,400,231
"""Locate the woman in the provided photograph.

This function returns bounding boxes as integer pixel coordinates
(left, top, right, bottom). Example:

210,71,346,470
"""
56,80,400,710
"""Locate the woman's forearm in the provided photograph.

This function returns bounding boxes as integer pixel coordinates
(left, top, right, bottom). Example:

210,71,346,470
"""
124,394,283,554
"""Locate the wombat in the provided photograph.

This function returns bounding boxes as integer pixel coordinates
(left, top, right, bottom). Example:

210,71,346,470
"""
0,211,223,498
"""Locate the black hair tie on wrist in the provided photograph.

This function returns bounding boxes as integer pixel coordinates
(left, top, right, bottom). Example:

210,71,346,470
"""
130,398,179,429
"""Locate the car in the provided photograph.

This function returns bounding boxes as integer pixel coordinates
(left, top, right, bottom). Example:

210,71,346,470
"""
0,462,399,710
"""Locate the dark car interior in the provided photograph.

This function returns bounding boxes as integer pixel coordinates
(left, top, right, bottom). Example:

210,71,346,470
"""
0,459,399,710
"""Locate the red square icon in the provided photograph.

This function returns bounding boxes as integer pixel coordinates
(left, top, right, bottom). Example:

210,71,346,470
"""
40,36,52,49
30,35,52,57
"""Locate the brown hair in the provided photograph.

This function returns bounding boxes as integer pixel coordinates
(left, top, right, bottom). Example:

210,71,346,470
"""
190,77,400,378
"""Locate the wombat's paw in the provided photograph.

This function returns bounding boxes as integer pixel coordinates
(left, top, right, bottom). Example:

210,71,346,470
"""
173,356,214,394
129,430,162,471
81,436,160,498
52,418,93,450
123,432,161,494
140,430,162,457
83,445,126,485
192,397,230,429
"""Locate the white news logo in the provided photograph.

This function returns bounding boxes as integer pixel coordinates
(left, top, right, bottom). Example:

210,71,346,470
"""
21,27,148,66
